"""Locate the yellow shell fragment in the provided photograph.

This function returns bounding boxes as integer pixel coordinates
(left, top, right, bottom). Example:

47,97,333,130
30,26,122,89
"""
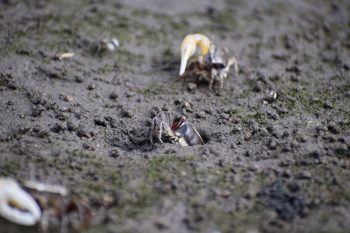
56,52,75,61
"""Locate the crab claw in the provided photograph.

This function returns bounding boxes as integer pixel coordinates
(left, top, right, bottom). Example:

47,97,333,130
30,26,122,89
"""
0,178,41,226
179,34,211,76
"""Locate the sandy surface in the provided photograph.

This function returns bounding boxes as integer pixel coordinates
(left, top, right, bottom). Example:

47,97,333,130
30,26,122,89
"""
0,0,350,232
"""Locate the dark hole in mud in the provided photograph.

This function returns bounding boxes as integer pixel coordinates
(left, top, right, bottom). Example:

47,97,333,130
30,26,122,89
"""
198,129,210,144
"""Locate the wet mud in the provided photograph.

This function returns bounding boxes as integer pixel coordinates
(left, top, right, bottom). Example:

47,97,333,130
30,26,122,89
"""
0,0,350,232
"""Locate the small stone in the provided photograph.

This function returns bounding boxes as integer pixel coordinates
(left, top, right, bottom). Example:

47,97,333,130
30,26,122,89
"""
109,91,119,100
267,139,278,150
161,103,169,111
77,126,90,138
220,190,231,198
196,111,206,119
94,117,107,127
31,106,45,117
63,95,74,102
244,132,252,141
327,121,340,134
67,120,78,131
290,75,300,82
182,101,192,110
51,123,64,133
164,148,176,154
297,171,312,180
125,92,135,98
56,112,68,121
121,109,132,118
109,148,122,158
102,194,115,207
187,82,197,91
82,143,94,151
323,101,333,109
277,107,288,114
75,75,84,83
282,169,291,178
88,83,96,90
253,81,263,92
266,110,279,120
287,181,300,192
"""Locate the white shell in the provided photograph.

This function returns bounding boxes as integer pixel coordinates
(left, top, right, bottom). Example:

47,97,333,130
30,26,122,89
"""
111,38,120,48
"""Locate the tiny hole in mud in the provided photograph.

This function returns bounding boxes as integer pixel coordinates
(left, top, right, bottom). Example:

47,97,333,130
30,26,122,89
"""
198,130,210,144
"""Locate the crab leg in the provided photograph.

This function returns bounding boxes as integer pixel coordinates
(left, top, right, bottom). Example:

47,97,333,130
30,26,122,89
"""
158,121,164,143
227,57,238,76
179,34,211,76
0,178,41,226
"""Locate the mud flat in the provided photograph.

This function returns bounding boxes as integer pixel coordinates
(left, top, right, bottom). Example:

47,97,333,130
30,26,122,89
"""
0,0,349,232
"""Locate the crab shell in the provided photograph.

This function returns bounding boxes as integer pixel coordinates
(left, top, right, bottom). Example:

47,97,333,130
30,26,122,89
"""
0,178,41,226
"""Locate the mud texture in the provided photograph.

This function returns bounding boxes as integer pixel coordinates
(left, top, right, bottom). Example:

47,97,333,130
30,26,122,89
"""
1,0,350,233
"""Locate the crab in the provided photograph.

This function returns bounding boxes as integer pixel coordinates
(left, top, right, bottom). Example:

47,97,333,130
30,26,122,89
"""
179,34,238,91
149,111,204,146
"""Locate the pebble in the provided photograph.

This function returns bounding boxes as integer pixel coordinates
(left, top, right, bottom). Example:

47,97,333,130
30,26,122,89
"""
267,139,278,150
244,132,252,141
327,121,340,134
109,148,122,158
164,148,176,154
88,83,96,90
51,123,65,133
63,95,74,102
187,82,197,91
297,171,312,180
67,120,78,131
94,117,107,127
266,110,279,120
121,109,132,118
75,75,84,83
196,111,206,119
109,91,119,100
77,126,90,138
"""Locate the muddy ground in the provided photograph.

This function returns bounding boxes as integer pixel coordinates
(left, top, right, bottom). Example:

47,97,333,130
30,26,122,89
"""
0,0,350,232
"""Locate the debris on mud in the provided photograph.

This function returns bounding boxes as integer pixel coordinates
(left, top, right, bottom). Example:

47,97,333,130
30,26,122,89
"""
54,52,75,61
97,38,120,52
1,0,350,232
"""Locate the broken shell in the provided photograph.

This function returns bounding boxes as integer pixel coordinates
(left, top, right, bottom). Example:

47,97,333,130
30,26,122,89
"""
0,178,41,226
102,38,120,51
56,52,74,61
270,91,278,100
